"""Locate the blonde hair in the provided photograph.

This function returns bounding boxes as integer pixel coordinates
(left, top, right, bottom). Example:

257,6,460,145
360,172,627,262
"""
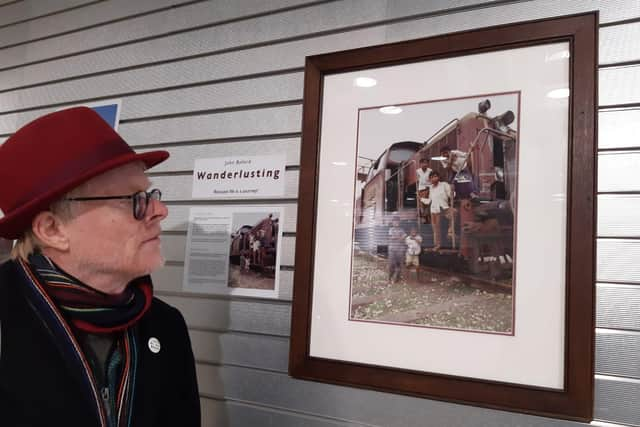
10,194,77,261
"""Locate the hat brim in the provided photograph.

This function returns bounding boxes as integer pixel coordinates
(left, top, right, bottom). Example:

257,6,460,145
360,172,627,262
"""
0,150,169,240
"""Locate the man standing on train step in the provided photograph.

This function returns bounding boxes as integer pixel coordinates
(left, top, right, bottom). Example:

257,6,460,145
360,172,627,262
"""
416,157,432,224
0,107,200,427
427,171,453,250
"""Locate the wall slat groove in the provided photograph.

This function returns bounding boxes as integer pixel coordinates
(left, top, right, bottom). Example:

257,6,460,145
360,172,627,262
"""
600,21,640,65
121,106,302,147
0,0,200,50
194,364,599,427
199,395,368,427
596,331,640,379
159,295,291,336
0,21,633,120
0,0,323,71
598,151,640,192
0,0,97,28
597,283,640,331
0,0,495,91
2,0,630,94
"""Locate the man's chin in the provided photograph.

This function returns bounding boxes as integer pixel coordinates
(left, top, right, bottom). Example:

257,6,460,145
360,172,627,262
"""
136,255,165,278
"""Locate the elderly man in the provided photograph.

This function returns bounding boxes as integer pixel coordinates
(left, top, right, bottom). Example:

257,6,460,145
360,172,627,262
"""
0,108,200,426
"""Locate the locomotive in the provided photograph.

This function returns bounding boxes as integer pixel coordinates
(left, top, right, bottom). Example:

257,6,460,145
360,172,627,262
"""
353,99,518,281
229,214,279,276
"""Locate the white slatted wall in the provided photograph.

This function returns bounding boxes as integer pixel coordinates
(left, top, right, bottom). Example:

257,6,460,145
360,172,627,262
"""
1,0,639,425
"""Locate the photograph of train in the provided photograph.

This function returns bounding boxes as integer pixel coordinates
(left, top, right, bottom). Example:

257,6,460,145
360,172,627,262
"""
350,93,519,334
228,211,280,290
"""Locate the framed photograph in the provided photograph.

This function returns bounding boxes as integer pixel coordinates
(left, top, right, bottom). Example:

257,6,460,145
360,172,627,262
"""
289,13,597,420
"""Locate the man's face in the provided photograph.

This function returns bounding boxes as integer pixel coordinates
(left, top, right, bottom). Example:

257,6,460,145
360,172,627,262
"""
420,160,428,171
430,174,440,184
62,163,167,282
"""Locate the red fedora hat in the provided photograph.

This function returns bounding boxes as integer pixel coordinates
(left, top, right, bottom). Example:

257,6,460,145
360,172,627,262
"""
0,107,169,239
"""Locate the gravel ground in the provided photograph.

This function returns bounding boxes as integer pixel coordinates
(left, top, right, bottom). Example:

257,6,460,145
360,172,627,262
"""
350,253,513,333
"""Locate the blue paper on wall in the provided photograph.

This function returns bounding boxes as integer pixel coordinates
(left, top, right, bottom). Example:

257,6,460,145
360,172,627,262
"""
91,104,120,129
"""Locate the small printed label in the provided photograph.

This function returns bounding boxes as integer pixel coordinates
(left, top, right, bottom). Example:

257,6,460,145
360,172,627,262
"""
148,337,161,354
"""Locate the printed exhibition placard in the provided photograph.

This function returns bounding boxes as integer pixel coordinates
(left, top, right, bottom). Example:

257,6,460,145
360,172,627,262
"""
183,206,283,298
192,155,286,199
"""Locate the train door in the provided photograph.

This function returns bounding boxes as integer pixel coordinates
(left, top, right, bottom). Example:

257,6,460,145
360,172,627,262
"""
385,168,398,212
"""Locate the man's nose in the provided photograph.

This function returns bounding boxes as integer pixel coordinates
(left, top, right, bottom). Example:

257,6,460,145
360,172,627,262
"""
147,197,168,222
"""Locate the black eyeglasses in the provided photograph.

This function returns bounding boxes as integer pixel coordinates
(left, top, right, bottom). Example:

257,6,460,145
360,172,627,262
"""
64,189,162,220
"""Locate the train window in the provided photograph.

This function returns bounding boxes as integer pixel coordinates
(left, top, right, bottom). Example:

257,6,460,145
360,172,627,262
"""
388,147,418,163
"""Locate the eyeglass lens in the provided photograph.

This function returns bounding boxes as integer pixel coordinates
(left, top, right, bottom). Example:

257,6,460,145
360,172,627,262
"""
133,189,162,220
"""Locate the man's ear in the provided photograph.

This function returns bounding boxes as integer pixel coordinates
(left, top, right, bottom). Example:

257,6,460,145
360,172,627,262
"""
31,211,70,251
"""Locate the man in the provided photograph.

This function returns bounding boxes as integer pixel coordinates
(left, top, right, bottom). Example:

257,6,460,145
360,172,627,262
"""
426,171,453,250
439,145,467,174
0,108,200,427
387,214,406,283
439,145,478,200
415,157,432,224
440,145,478,254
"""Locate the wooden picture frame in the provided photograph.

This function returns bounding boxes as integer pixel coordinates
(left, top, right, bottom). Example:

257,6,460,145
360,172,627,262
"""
289,12,597,421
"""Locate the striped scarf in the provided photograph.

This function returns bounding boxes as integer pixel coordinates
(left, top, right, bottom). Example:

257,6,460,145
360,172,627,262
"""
22,253,152,427
28,253,152,334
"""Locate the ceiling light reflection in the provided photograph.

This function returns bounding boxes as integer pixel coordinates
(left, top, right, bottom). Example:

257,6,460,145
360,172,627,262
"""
354,77,377,88
547,88,570,99
545,50,570,62
379,106,402,115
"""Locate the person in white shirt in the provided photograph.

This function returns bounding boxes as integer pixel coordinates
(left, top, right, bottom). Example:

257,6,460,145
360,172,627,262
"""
404,228,423,281
415,157,432,224
405,229,422,267
427,171,453,250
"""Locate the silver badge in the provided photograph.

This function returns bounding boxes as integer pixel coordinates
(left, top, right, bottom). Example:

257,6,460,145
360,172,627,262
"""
148,337,161,354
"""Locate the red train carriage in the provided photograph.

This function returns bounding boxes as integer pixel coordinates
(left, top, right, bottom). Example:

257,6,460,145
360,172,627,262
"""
230,215,279,276
353,99,517,280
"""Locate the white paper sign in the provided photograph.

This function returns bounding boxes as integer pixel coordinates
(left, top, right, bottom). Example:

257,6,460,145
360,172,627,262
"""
183,206,283,298
192,155,286,199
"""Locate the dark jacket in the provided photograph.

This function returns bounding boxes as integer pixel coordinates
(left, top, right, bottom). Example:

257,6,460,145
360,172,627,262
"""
0,260,201,427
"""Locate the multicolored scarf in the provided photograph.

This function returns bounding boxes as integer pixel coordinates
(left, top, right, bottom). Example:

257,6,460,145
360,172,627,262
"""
19,253,152,427
28,253,152,334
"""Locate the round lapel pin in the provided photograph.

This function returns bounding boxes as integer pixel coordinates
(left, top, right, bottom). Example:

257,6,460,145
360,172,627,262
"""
148,337,161,354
